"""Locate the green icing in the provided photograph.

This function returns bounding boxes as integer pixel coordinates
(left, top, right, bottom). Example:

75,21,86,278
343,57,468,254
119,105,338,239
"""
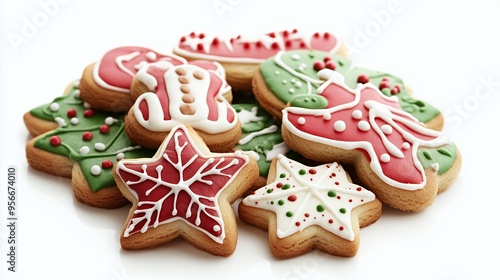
259,50,352,104
343,67,440,123
31,82,154,192
289,94,328,109
417,143,457,175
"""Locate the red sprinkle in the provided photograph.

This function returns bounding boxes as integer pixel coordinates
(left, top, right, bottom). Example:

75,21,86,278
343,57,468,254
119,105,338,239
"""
256,41,262,47
83,109,94,118
379,80,391,90
299,42,307,48
325,61,336,70
295,221,301,227
288,195,297,202
323,56,332,62
283,30,289,37
309,169,317,174
313,60,325,71
82,131,93,141
328,219,334,224
313,32,320,38
271,42,280,49
49,136,61,146
324,32,330,38
285,40,292,47
212,37,219,45
189,32,196,37
243,42,250,49
101,160,113,169
180,36,186,42
269,32,276,38
276,182,283,188
197,43,204,51
339,226,344,231
199,33,205,39
67,109,77,118
305,213,310,217
99,124,110,134
357,74,370,84
391,87,400,95
356,187,362,192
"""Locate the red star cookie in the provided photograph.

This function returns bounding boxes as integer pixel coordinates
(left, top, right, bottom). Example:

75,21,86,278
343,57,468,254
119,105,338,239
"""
113,124,258,256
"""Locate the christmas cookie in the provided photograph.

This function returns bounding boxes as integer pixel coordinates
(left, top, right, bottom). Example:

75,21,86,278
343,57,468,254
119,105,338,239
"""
238,155,382,258
281,70,462,212
125,63,241,152
172,29,348,93
79,46,187,112
253,50,443,130
114,124,258,256
24,80,154,208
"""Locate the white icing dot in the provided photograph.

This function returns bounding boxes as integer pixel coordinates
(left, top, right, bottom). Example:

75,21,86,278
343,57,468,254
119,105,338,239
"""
274,70,280,75
381,124,393,135
73,89,81,99
298,117,306,125
289,88,295,93
358,121,371,131
146,51,157,60
291,78,297,83
291,54,301,60
334,120,346,132
282,80,288,84
94,142,106,151
213,225,221,232
323,113,331,120
116,153,125,160
294,81,302,88
80,146,90,154
83,102,92,109
70,117,79,125
54,117,67,127
73,80,80,87
49,103,60,112
299,63,307,69
431,163,440,171
352,110,362,119
90,165,102,176
105,117,116,125
402,142,410,149
380,153,390,162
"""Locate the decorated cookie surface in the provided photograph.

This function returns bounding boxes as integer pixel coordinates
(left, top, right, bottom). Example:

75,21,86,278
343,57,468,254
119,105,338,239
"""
173,29,342,64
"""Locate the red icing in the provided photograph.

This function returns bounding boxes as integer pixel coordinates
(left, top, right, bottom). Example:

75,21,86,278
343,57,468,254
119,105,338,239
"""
101,160,113,169
83,109,94,118
99,124,110,134
67,109,76,118
284,76,441,187
176,30,339,61
50,136,61,146
117,126,247,238
82,131,93,141
96,46,186,91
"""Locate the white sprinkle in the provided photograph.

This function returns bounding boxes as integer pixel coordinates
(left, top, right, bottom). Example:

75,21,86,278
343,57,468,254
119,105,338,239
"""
274,70,280,75
291,54,301,60
73,89,81,99
323,113,331,120
116,153,125,160
54,117,67,127
105,117,116,125
291,79,297,83
83,102,92,109
294,81,302,88
90,165,101,176
431,163,440,171
381,124,393,135
94,142,106,151
358,121,370,131
80,146,90,154
146,51,157,60
70,117,79,125
289,88,295,93
299,63,307,69
334,120,346,132
213,225,221,232
402,142,410,149
380,153,390,162
282,80,288,84
352,110,362,119
298,117,306,125
50,103,60,112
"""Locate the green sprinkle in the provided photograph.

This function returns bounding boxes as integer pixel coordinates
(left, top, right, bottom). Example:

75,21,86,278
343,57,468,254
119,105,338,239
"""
278,200,284,206
317,205,325,212
437,148,452,157
267,189,273,193
286,211,293,217
270,201,274,205
339,208,346,214
338,60,344,67
282,184,291,190
299,169,306,175
423,150,433,160
280,173,286,178
328,190,336,197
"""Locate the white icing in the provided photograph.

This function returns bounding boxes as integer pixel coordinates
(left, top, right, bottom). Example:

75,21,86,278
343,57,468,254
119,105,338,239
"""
236,106,263,125
358,120,370,131
297,117,306,125
243,155,376,240
146,51,157,60
54,117,67,127
80,146,90,154
70,118,79,125
239,125,278,145
105,117,116,125
94,142,106,151
333,120,346,132
49,103,60,112
381,124,393,135
116,153,125,160
90,165,101,176
352,110,362,119
431,163,439,171
380,154,390,163
264,142,290,161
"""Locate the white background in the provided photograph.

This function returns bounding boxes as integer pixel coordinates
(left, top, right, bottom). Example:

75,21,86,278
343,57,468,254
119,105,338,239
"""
1,0,500,279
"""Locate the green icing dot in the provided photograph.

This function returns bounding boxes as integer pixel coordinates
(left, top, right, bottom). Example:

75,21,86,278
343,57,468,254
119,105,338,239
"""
278,200,284,206
282,184,291,190
271,201,274,205
299,169,306,175
286,211,293,217
328,190,336,197
339,208,346,214
280,173,287,178
316,205,325,212
267,189,273,193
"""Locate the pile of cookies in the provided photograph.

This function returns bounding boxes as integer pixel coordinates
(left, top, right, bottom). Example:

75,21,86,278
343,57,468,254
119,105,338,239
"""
23,29,462,258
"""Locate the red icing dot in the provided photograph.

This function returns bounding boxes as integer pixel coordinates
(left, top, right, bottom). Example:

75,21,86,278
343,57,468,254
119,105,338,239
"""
299,42,307,48
339,226,344,231
199,33,205,39
49,136,61,146
328,219,334,224
276,182,283,188
243,42,250,49
313,60,325,71
189,32,196,37
83,109,94,118
335,182,340,185
324,32,330,38
349,199,353,203
323,56,332,62
288,195,297,202
82,131,93,141
271,42,280,49
101,160,113,169
67,109,77,118
391,87,400,95
309,169,317,175
331,173,336,177
356,187,362,191
337,195,341,199
212,37,219,45
197,43,204,51
99,124,110,134
285,40,292,47
357,74,370,84
325,61,336,70
269,32,276,38
256,41,263,47
379,80,391,90
382,77,390,82
295,221,301,227
305,213,310,217
283,30,289,37
313,32,320,38
292,29,298,33
180,36,186,42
